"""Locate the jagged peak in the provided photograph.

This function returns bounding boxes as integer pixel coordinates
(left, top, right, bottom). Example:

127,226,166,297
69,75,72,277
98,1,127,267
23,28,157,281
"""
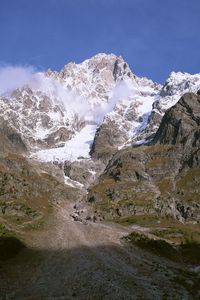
85,52,119,61
77,53,126,65
55,53,132,78
160,70,200,98
165,71,200,84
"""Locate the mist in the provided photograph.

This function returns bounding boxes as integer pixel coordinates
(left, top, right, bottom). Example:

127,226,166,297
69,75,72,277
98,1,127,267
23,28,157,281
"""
94,80,132,124
0,65,92,119
0,65,36,95
0,65,131,124
29,72,93,120
29,74,132,124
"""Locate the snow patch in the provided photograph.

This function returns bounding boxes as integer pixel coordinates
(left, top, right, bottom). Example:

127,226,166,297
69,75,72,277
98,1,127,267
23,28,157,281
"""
31,125,97,163
64,176,84,189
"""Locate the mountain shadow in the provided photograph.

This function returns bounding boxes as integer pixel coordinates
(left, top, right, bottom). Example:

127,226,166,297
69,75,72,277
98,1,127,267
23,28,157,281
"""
0,240,199,300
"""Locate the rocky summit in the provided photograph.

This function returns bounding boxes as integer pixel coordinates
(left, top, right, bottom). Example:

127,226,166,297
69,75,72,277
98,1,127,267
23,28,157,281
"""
0,54,199,300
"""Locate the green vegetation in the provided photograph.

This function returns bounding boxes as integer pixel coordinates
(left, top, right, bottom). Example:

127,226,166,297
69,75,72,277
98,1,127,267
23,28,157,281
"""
152,226,200,244
0,223,16,237
119,213,200,264
18,203,37,215
174,269,200,298
172,167,200,203
157,178,173,193
146,156,169,168
116,214,178,227
24,220,44,230
126,231,200,264
0,200,38,216
177,168,200,190
0,224,25,260
126,231,179,261
143,144,172,154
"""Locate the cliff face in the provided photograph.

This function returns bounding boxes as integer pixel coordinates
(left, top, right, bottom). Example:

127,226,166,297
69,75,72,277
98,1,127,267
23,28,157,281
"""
90,72,200,163
88,92,200,224
152,92,200,146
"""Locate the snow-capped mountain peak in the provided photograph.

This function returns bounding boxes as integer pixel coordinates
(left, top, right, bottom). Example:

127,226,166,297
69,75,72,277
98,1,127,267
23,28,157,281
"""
161,71,200,97
0,53,199,163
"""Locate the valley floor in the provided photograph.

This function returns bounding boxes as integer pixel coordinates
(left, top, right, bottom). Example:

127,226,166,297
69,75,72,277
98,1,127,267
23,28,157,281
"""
0,200,197,300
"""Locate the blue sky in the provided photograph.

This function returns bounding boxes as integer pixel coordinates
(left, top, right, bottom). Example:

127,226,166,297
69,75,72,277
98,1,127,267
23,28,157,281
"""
0,0,199,83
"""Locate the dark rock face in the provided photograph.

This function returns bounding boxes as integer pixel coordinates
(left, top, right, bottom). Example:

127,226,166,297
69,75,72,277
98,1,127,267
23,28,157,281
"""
44,127,73,148
90,120,124,164
0,119,27,155
113,59,133,81
152,93,200,146
88,93,200,223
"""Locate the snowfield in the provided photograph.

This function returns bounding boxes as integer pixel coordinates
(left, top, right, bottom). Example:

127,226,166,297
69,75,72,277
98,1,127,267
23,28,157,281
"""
30,125,97,162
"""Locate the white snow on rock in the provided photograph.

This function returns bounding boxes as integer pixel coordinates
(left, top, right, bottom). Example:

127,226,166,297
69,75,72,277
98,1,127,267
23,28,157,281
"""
64,176,84,189
157,71,200,110
30,125,97,162
103,70,200,149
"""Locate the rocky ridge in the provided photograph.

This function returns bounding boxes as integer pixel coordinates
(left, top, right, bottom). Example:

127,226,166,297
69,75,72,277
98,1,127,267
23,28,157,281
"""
91,71,200,163
88,92,200,223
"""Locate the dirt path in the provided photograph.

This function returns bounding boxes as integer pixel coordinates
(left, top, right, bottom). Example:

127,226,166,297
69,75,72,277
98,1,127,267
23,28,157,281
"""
1,201,190,300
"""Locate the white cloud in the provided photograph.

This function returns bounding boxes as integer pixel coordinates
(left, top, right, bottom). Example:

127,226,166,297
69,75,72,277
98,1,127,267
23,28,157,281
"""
0,65,36,95
28,72,93,119
94,80,131,123
0,65,131,125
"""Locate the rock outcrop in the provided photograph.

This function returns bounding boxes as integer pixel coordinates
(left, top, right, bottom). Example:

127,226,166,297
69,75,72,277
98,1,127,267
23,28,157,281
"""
64,158,105,187
152,92,200,146
0,119,27,155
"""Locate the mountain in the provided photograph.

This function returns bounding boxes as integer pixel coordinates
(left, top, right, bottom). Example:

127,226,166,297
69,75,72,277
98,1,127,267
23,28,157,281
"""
91,70,200,162
0,52,199,217
1,53,199,164
0,53,199,221
0,54,199,299
88,92,200,223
